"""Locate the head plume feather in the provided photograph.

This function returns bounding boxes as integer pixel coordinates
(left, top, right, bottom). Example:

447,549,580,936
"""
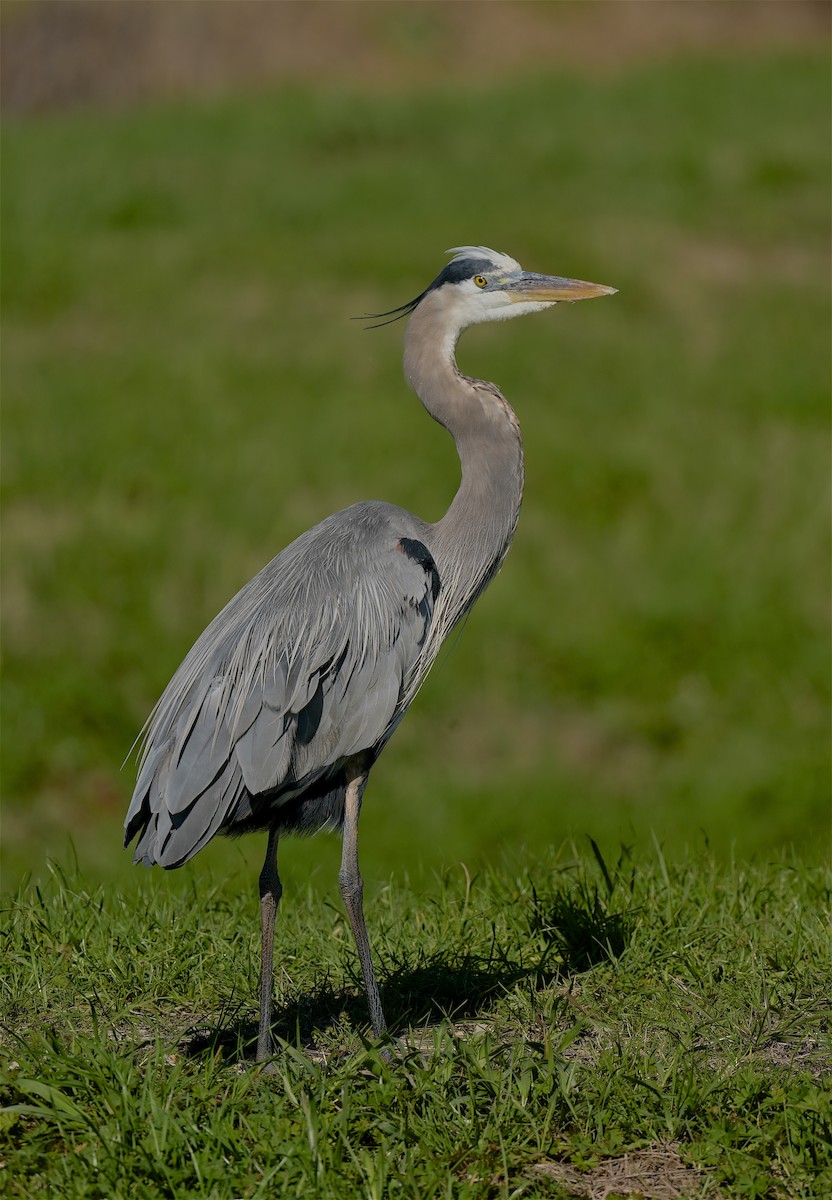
357,246,522,328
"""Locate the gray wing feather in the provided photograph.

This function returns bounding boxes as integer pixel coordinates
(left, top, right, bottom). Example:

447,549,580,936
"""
125,503,439,868
234,707,292,797
166,682,229,814
166,761,245,865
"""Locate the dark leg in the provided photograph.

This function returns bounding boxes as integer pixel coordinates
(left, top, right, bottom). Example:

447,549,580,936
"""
256,826,282,1063
339,768,387,1038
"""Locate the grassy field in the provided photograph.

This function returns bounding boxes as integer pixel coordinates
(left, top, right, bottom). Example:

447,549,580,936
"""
2,53,829,892
1,46,830,1199
2,848,830,1198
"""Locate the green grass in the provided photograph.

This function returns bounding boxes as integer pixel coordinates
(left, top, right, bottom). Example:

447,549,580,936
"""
2,52,829,889
1,52,830,1193
3,46,825,1200
2,846,830,1198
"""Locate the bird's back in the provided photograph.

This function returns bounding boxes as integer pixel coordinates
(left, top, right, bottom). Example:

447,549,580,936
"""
125,501,440,868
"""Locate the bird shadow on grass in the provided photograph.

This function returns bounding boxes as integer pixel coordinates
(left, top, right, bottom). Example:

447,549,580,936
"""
182,852,634,1066
182,948,541,1066
528,881,633,973
528,838,636,973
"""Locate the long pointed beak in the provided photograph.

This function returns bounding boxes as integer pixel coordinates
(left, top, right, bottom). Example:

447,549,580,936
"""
507,272,617,303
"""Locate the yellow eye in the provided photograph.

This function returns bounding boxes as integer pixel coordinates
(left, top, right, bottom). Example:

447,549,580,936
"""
474,275,488,288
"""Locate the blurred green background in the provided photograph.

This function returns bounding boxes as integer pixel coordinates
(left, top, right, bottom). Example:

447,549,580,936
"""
2,1,830,893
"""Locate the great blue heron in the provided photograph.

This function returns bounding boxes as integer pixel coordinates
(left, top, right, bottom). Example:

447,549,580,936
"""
125,247,615,1061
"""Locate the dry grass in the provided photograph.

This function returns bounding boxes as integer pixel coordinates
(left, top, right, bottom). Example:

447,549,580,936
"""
2,0,829,114
529,1145,712,1200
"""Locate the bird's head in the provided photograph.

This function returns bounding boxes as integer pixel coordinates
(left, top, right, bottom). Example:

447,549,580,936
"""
365,246,616,333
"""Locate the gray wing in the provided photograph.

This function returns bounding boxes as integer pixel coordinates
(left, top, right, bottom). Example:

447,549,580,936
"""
125,503,440,869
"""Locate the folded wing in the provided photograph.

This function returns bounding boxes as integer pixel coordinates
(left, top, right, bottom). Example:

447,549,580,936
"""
125,504,440,868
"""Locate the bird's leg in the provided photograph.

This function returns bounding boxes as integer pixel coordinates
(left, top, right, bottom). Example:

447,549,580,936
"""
339,769,387,1039
256,826,282,1063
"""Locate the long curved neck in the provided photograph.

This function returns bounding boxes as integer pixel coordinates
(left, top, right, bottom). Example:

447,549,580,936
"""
403,293,525,635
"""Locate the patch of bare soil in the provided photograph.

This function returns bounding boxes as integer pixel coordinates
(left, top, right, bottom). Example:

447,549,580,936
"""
529,1145,714,1200
755,1036,831,1080
2,0,828,115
